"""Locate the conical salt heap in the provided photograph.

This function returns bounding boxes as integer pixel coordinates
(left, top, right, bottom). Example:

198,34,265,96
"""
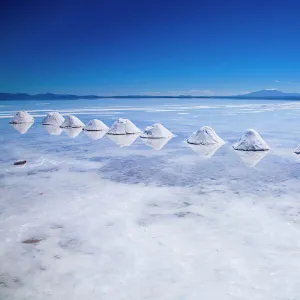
294,146,300,154
107,118,141,135
42,112,65,126
140,123,173,139
187,126,224,145
9,111,34,124
83,119,108,131
233,129,270,151
60,115,85,128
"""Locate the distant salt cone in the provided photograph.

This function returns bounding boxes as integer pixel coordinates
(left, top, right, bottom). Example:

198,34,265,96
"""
83,119,109,131
140,123,173,139
42,112,65,126
84,130,106,140
187,126,224,145
9,111,34,124
141,136,172,150
107,118,141,135
63,127,82,138
107,133,139,147
189,143,223,159
236,150,268,167
294,145,300,154
11,123,33,134
233,129,270,151
43,125,63,136
60,115,85,128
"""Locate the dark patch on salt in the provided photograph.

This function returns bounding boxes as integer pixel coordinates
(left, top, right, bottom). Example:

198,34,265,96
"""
22,238,43,244
14,160,26,165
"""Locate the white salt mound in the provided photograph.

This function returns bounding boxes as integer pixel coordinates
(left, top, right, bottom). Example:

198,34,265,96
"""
42,112,65,126
140,123,173,139
83,119,109,131
9,111,34,124
294,145,300,154
187,126,224,145
107,118,141,135
233,129,270,151
60,115,85,128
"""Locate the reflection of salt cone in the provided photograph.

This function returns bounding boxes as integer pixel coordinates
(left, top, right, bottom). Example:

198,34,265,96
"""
84,130,107,140
63,127,82,138
107,133,139,147
43,125,63,136
141,136,172,150
11,122,33,134
236,150,268,167
189,143,223,159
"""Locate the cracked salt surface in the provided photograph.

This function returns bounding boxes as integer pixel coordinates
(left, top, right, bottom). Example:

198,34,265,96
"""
1,98,300,299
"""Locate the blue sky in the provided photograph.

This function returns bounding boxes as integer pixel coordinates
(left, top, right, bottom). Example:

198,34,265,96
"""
1,0,300,96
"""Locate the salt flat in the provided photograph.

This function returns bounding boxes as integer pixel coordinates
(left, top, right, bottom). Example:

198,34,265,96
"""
1,98,300,300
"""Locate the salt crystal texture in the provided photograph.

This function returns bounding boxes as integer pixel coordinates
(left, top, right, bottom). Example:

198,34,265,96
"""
233,129,270,151
42,112,65,126
294,146,300,154
60,115,85,128
107,118,141,135
187,126,224,145
9,111,34,124
83,119,108,131
11,123,33,134
140,123,173,139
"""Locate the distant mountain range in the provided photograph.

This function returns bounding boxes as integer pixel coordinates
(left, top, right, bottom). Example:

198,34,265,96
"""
1,90,300,100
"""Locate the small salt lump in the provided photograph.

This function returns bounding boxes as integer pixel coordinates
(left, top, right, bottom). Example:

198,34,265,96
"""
83,119,108,131
233,129,270,151
294,145,300,154
60,115,85,128
107,118,141,135
140,123,173,139
187,126,224,145
42,112,65,126
9,111,34,124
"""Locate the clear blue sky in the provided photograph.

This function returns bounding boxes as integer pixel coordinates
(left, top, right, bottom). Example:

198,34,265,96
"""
1,0,300,96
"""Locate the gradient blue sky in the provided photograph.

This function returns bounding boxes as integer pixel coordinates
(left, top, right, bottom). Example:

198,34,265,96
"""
1,0,300,96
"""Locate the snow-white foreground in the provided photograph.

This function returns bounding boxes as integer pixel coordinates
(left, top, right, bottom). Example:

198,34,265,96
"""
60,115,85,128
42,112,65,126
141,136,172,150
83,119,109,131
140,123,173,139
11,123,33,134
233,129,270,151
236,150,269,167
107,133,139,147
9,111,34,124
43,125,63,136
294,146,300,154
107,118,141,135
187,126,224,145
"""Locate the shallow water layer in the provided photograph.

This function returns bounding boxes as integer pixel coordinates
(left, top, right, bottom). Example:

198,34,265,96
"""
1,98,300,300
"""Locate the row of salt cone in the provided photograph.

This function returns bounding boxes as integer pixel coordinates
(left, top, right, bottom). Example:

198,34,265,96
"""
8,110,300,154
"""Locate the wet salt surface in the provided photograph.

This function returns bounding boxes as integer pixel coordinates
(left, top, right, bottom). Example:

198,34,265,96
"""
1,98,300,299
